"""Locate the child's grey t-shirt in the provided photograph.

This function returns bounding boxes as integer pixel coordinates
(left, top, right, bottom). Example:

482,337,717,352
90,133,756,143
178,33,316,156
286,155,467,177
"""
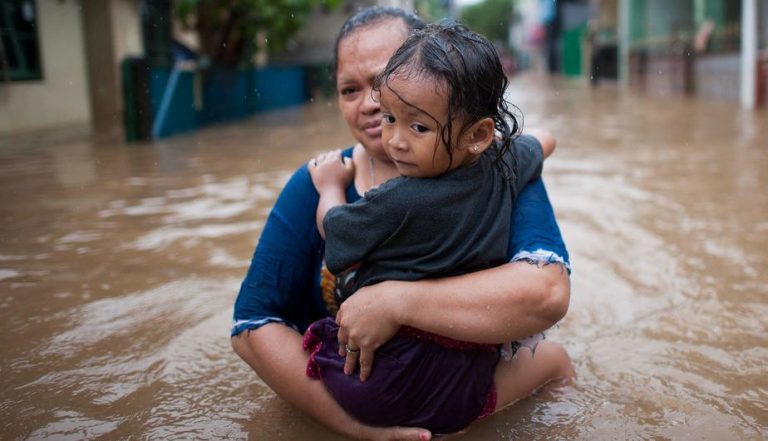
323,134,544,299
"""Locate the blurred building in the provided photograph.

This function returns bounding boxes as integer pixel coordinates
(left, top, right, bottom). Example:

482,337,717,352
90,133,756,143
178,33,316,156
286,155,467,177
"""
0,0,418,139
0,1,143,136
624,1,745,101
514,0,768,108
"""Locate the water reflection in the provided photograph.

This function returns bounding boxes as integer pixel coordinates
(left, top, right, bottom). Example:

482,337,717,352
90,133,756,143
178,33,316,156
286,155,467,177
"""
0,75,766,440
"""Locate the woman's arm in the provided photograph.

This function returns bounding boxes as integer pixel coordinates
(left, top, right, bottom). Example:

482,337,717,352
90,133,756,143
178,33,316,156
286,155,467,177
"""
336,261,568,381
340,260,568,342
336,178,570,381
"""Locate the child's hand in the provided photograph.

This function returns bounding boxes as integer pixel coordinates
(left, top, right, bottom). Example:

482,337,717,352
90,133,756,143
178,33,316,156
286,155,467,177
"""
308,150,355,193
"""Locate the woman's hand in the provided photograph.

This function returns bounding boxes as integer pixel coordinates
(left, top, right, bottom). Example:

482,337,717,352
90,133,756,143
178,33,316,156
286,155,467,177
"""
335,280,404,381
309,149,355,193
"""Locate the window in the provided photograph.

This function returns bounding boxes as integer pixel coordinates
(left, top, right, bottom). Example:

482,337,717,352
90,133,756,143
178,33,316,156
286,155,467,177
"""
0,0,43,81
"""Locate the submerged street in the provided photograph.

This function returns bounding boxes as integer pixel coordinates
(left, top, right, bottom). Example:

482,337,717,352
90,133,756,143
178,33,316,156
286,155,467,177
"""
1,75,766,440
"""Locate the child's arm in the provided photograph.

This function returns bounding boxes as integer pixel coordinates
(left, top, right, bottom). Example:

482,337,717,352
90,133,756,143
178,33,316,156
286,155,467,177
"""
308,150,355,239
525,129,557,158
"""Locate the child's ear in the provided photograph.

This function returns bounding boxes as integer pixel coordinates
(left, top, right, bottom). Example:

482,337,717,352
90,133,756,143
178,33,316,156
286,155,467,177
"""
461,117,495,155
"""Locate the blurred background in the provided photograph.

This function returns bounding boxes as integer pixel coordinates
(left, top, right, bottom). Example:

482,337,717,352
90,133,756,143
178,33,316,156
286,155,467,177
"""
0,1,766,440
1,0,766,141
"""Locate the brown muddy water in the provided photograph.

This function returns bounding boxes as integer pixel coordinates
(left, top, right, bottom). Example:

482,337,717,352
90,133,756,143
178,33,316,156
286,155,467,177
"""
0,76,766,440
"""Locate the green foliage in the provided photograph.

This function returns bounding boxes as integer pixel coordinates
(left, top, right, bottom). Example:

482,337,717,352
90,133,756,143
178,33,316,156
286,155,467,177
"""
460,0,514,45
414,0,450,23
176,0,340,65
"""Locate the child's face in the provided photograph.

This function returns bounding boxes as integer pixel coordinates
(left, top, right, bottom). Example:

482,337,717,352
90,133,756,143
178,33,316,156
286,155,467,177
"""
379,73,471,178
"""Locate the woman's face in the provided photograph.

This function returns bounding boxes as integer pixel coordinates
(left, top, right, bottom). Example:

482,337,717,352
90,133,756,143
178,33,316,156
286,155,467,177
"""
336,20,409,159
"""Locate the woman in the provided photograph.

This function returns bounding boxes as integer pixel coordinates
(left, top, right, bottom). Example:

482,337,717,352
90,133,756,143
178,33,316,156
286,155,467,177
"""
231,7,571,441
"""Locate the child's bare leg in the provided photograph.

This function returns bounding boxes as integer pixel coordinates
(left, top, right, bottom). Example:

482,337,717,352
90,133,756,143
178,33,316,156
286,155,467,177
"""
492,340,574,412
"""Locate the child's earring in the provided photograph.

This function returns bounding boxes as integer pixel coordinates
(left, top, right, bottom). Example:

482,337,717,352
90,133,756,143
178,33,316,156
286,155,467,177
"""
472,144,480,153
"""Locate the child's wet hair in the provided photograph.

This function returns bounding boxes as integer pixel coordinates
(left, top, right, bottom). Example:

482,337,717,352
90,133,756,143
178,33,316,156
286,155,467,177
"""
373,20,521,178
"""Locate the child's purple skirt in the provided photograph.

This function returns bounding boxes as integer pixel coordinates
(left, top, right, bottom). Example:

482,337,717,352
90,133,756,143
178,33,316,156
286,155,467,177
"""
303,317,499,434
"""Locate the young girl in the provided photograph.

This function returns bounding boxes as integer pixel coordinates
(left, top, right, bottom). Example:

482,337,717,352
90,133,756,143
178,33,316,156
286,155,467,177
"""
303,21,571,434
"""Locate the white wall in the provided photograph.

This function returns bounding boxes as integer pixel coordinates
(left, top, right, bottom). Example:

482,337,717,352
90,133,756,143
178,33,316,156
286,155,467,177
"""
111,0,143,64
0,1,91,134
110,0,143,118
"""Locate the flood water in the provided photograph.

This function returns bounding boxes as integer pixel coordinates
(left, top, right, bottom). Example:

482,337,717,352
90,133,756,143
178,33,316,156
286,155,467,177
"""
1,75,766,440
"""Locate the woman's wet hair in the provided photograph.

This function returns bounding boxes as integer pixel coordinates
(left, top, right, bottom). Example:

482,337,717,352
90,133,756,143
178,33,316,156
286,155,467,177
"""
333,7,425,80
374,20,522,178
